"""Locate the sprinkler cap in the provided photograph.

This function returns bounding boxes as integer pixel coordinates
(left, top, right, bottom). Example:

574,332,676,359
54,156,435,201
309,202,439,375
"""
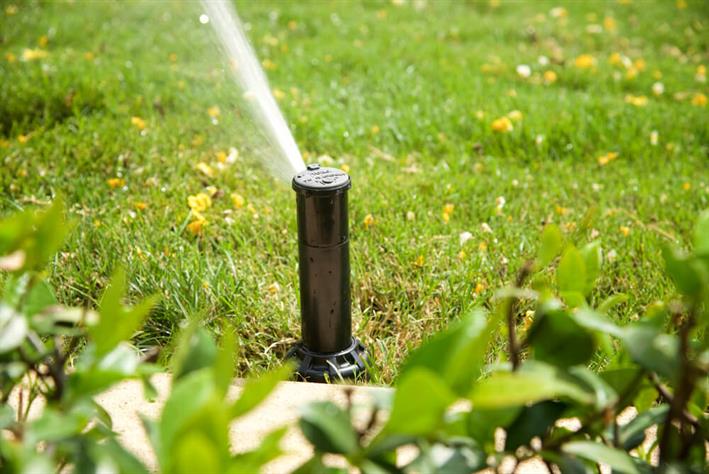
293,164,351,194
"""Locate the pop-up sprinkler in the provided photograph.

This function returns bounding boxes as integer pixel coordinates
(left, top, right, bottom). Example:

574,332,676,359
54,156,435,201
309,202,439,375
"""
287,164,368,382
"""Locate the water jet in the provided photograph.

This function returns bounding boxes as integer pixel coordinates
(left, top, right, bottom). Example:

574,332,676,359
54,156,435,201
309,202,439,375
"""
287,164,368,382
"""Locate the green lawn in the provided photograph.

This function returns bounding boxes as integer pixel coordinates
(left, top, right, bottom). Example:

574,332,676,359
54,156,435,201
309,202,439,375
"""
1,0,707,383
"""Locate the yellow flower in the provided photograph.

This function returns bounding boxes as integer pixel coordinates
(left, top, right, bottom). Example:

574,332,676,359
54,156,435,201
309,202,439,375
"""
633,58,646,71
6,52,16,63
134,202,148,211
682,182,691,191
555,205,569,216
261,58,277,70
38,35,48,47
21,48,48,61
187,193,212,213
603,16,616,31
272,88,285,101
340,163,350,173
543,70,557,84
363,214,375,229
574,54,596,69
491,116,513,133
266,282,280,295
550,7,567,18
473,281,486,294
216,151,227,163
131,116,146,130
624,95,648,107
478,241,488,252
84,51,95,61
609,52,623,66
107,178,126,189
695,65,706,82
17,134,30,144
443,203,454,215
619,226,630,237
207,105,221,118
195,162,215,177
205,186,218,197
230,192,245,209
597,152,619,166
691,93,707,107
457,250,466,261
187,218,207,235
371,125,380,135
414,255,425,268
507,110,523,122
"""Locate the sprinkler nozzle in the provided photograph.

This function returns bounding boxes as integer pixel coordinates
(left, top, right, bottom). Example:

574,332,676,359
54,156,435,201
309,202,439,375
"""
287,164,368,382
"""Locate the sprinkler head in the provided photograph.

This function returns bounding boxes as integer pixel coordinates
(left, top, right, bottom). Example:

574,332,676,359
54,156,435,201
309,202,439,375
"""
287,163,368,382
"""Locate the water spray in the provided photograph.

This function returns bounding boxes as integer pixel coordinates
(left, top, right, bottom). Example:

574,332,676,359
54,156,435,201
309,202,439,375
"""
287,164,368,382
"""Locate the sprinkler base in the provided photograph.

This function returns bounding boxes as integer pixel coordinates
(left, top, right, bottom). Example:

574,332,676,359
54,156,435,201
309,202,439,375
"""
287,338,368,383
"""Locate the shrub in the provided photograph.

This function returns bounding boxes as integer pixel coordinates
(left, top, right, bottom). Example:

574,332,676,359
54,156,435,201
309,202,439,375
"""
297,212,708,473
0,200,290,473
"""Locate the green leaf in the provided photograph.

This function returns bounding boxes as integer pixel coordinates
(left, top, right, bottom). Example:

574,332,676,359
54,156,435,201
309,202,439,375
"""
214,330,237,396
557,246,586,294
407,442,485,474
91,268,158,357
539,224,563,266
693,209,709,256
617,405,668,450
231,427,287,471
597,293,629,314
171,326,218,381
399,309,495,395
158,369,217,465
231,363,292,419
66,343,142,400
22,280,57,317
0,304,28,354
26,408,88,445
568,366,617,410
470,363,594,408
466,407,520,447
30,197,71,270
573,309,623,338
580,241,602,294
97,438,149,474
385,368,455,435
662,246,703,297
527,309,595,368
562,441,639,474
174,431,221,474
299,401,359,455
620,324,679,379
505,401,567,450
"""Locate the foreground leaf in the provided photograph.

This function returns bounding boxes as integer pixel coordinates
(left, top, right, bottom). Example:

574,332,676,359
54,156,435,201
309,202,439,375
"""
385,368,456,435
470,363,594,408
299,401,358,455
231,363,292,419
562,441,639,474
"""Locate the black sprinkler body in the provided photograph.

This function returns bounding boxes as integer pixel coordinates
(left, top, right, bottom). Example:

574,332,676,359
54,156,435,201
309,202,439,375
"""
287,164,367,382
